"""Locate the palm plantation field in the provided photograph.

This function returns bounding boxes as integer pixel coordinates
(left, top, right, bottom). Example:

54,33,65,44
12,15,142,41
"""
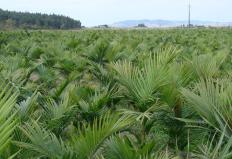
1,28,232,158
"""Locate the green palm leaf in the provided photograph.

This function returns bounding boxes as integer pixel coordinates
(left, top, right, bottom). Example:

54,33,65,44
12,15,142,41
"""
71,112,134,159
181,79,232,136
112,47,179,111
0,81,18,153
195,129,232,159
15,120,71,158
103,136,137,159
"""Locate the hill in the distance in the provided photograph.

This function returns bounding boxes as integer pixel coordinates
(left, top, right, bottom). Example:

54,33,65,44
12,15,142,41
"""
0,9,81,29
112,19,232,28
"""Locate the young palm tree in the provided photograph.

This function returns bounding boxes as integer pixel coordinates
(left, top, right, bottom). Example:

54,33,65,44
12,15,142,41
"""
182,79,232,137
111,47,179,111
15,112,134,158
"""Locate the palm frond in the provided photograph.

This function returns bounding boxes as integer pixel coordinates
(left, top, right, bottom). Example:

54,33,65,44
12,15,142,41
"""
103,136,137,159
194,130,232,159
71,112,134,159
15,120,71,158
112,47,179,110
190,53,227,79
181,79,232,136
0,81,18,153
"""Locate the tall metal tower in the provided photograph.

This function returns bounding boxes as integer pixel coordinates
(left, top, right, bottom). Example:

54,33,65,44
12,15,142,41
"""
188,0,191,27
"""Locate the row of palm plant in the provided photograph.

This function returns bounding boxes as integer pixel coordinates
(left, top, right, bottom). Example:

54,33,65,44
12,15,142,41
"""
0,29,232,158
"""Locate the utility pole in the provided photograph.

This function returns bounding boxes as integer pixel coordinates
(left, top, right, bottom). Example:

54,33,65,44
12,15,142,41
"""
188,0,191,28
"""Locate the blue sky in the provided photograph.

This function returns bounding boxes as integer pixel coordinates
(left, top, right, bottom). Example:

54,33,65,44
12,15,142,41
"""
0,0,231,26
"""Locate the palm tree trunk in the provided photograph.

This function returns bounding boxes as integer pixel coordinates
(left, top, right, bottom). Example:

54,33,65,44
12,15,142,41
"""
174,99,182,118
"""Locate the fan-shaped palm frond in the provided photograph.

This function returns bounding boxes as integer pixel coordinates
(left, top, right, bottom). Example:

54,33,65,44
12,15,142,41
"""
15,120,72,158
42,92,76,131
103,136,138,159
181,79,232,137
78,85,120,121
16,91,39,121
112,47,179,111
71,112,134,159
190,53,227,79
103,136,174,159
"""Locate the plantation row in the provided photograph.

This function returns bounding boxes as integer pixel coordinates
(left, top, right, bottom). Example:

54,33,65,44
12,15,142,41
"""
0,28,232,158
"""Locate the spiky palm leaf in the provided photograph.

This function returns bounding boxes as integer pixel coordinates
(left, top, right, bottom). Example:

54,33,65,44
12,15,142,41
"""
103,136,138,159
190,53,227,79
16,91,39,121
15,120,72,158
0,81,18,154
195,130,232,159
42,91,76,131
112,48,179,111
181,79,232,137
71,112,134,159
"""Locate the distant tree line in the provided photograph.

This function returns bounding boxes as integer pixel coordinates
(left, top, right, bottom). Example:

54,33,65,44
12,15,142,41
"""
136,24,147,28
0,8,81,29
